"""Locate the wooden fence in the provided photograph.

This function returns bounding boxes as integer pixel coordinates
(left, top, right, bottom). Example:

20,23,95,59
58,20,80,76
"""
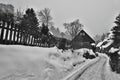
0,21,56,47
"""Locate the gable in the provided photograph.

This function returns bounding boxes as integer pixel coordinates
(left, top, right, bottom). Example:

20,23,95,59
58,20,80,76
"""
72,30,95,43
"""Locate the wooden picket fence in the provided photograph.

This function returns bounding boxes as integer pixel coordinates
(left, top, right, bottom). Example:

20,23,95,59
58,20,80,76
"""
0,21,56,47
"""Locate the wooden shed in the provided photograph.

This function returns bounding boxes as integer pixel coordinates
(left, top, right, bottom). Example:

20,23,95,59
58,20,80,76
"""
71,30,95,49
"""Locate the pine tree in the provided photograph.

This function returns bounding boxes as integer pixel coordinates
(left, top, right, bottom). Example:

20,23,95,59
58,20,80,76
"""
20,8,39,44
41,23,49,35
111,14,120,39
21,8,39,35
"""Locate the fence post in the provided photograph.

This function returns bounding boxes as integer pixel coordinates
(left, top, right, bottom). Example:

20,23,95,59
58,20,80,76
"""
30,36,32,45
38,38,40,46
5,22,10,44
19,31,22,44
33,37,35,46
34,38,36,46
38,38,41,46
36,38,38,46
26,33,29,45
13,24,17,44
27,34,30,45
9,22,14,44
0,21,5,43
16,25,20,44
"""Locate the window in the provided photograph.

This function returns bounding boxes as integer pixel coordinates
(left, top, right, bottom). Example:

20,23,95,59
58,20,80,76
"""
80,33,85,36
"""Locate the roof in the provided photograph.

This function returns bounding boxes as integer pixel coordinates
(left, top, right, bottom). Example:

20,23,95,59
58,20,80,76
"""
72,29,95,43
49,30,71,40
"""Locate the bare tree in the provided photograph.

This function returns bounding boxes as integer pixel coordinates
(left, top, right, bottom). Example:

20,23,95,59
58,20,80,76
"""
63,19,83,39
14,8,24,24
38,8,53,27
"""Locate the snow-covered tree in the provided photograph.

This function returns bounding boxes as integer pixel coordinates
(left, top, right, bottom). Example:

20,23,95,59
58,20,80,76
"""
111,14,120,41
96,14,120,52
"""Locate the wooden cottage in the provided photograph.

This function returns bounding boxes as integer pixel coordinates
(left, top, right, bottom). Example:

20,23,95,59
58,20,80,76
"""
71,30,95,49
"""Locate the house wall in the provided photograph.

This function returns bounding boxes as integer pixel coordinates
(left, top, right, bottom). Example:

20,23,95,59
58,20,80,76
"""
71,41,92,49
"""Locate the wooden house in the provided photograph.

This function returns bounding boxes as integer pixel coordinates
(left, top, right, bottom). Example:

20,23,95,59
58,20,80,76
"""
71,30,95,49
49,31,71,49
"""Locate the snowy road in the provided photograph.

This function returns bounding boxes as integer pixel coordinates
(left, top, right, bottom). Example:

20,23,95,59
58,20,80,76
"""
62,54,120,80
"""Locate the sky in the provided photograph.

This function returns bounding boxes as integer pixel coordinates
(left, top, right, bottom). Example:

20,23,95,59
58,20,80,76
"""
1,0,120,37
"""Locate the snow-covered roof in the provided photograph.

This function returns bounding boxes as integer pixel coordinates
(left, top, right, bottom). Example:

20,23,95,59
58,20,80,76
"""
83,27,95,40
72,29,95,43
49,31,54,35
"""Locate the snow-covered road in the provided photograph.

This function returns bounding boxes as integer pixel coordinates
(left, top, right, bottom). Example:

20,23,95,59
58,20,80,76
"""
62,54,120,80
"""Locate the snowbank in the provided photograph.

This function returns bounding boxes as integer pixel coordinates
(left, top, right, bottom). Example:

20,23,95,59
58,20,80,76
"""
74,48,95,56
0,45,89,80
109,47,120,53
96,38,114,48
0,45,66,80
96,30,116,53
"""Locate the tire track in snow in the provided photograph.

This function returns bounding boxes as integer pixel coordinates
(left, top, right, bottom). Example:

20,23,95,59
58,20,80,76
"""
62,56,108,80
101,59,107,80
77,56,107,80
62,57,101,80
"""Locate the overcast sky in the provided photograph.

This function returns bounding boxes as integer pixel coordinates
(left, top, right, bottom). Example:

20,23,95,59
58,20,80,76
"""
1,0,120,37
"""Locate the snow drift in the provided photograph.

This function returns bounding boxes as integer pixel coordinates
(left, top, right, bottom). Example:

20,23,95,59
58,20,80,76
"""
0,45,90,80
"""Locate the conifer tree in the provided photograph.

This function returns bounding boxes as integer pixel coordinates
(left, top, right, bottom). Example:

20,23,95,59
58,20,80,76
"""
21,8,39,35
111,14,120,39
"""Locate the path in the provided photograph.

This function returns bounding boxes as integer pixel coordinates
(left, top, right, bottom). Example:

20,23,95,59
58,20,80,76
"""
62,54,120,80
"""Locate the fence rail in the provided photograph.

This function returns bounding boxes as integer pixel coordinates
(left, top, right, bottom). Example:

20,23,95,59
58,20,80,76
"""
0,21,55,47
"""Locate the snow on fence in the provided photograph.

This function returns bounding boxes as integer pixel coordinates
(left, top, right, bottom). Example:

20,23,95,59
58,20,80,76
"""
0,21,55,47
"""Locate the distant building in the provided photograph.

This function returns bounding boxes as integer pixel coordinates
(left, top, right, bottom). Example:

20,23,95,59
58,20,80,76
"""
49,31,71,49
71,30,95,49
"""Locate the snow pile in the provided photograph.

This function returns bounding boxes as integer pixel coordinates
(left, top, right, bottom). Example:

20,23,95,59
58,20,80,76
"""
0,45,91,80
74,48,92,55
48,49,86,71
74,48,96,59
0,45,66,80
96,31,115,53
107,47,120,73
96,38,114,49
109,47,120,53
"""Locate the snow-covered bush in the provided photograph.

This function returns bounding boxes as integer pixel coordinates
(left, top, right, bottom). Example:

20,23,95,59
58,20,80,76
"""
96,14,120,53
74,48,96,59
107,47,120,73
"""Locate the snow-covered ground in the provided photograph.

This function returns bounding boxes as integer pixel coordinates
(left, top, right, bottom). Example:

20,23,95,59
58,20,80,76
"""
1,44,120,80
0,45,96,80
